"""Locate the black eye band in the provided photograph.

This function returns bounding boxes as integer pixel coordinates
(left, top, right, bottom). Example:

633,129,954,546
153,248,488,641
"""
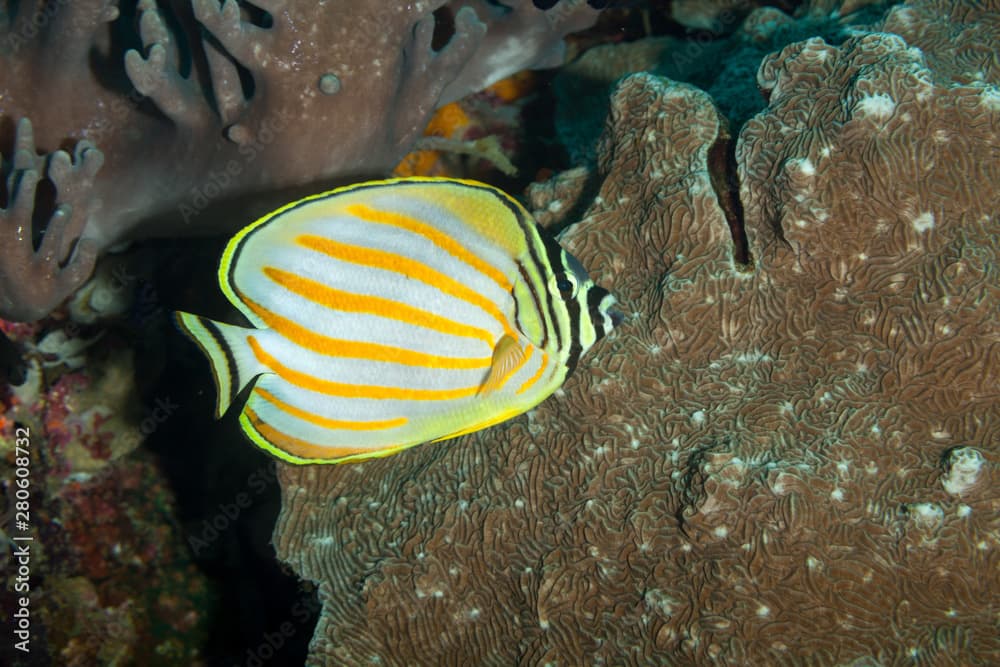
555,275,575,295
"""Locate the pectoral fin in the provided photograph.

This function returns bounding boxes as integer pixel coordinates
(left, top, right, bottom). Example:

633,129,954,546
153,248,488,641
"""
479,334,525,396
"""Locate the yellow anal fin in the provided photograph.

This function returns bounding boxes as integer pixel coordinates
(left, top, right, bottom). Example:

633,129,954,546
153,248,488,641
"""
478,334,524,396
431,406,525,443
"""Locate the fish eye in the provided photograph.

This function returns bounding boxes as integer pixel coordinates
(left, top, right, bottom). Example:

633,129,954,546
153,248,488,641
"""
551,273,577,298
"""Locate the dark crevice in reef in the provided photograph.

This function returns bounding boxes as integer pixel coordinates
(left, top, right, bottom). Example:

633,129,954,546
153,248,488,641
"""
431,5,456,51
707,119,752,269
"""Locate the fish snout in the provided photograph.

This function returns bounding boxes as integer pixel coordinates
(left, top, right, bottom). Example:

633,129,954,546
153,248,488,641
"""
589,287,623,339
607,302,625,329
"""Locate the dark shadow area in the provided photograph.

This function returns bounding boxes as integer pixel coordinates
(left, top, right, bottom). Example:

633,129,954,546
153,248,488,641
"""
140,238,317,666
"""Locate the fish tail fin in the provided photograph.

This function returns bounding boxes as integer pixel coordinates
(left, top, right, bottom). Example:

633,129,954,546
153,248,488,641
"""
174,312,264,418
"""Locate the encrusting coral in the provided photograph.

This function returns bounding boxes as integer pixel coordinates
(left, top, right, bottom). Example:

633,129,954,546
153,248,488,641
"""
0,322,212,664
0,0,599,321
271,2,999,663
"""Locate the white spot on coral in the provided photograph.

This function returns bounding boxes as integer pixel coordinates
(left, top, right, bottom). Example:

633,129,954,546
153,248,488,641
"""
912,212,935,233
713,526,729,538
514,498,525,509
856,93,896,119
806,556,821,570
756,605,770,617
691,410,706,425
980,86,1000,110
956,504,972,518
830,488,845,501
547,199,563,213
644,589,675,616
942,447,985,496
910,503,944,529
734,350,772,363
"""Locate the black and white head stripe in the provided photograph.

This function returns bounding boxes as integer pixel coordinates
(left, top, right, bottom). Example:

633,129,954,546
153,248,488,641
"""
482,192,617,377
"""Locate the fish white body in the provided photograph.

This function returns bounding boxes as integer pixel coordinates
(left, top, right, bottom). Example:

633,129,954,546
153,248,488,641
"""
176,178,619,464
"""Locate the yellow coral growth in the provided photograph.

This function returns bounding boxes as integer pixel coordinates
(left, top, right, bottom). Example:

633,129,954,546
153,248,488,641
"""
392,71,537,176
425,103,472,138
393,102,471,177
393,71,535,178
486,71,537,103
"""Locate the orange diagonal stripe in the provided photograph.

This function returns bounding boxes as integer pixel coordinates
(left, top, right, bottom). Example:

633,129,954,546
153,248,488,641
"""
239,293,491,370
297,234,515,336
345,203,512,291
253,387,407,430
517,351,550,395
263,266,493,346
243,407,376,460
247,335,479,400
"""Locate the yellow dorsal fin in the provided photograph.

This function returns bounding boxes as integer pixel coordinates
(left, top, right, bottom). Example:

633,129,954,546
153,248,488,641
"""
479,334,524,396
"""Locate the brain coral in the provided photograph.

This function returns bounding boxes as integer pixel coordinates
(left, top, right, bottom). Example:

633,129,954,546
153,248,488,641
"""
272,19,999,667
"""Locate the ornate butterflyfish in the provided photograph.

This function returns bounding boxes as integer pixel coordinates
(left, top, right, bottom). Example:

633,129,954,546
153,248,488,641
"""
175,177,621,464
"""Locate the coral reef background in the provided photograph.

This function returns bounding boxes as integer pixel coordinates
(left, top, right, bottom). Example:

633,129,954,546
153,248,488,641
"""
275,1,1000,664
1,0,998,664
